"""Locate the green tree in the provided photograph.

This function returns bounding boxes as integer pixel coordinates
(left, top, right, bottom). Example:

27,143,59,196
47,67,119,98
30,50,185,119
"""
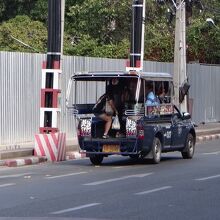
65,0,131,58
0,0,220,63
0,15,47,52
29,0,48,22
65,35,129,58
187,17,220,64
144,1,175,62
0,0,35,22
66,0,131,44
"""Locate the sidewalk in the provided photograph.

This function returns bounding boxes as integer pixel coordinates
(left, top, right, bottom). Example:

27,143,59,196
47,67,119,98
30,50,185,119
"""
0,122,220,167
195,122,220,141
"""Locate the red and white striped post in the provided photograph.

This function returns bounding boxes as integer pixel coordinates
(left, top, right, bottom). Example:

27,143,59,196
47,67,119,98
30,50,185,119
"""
34,0,66,162
39,61,61,134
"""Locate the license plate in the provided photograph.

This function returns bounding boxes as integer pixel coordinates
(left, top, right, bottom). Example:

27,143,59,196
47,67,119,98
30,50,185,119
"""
103,145,120,153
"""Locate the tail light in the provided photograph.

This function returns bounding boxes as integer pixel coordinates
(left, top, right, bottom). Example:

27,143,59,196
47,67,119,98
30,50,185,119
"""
78,119,91,137
126,118,137,137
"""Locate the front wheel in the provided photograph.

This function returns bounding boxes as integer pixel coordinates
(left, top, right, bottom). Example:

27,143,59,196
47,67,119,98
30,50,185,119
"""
181,133,195,159
89,155,104,165
150,137,162,164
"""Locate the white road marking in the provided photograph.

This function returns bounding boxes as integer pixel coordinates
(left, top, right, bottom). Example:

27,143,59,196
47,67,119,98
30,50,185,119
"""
83,173,153,186
202,151,220,155
0,173,31,179
135,186,172,195
45,172,87,179
51,203,101,214
0,183,16,188
195,174,220,181
112,165,141,169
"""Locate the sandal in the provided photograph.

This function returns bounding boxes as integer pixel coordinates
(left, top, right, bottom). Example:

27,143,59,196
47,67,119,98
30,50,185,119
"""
102,134,109,139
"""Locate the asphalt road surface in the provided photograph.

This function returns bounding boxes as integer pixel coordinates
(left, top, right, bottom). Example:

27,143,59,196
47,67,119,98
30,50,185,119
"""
0,139,220,220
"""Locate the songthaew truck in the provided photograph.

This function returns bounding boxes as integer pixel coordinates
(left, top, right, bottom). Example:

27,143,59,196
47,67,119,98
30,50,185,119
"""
66,71,196,165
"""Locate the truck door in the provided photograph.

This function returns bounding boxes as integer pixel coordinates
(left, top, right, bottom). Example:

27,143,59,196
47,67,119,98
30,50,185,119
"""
171,115,186,147
163,123,172,146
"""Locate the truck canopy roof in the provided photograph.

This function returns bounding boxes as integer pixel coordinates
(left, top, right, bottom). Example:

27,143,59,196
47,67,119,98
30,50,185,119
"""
71,71,173,81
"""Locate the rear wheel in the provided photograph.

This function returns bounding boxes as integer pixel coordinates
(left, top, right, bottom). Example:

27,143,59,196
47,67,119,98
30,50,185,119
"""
181,133,195,159
151,137,162,164
89,155,104,165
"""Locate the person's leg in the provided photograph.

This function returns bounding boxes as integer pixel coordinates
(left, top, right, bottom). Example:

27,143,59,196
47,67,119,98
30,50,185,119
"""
104,116,112,135
99,114,112,137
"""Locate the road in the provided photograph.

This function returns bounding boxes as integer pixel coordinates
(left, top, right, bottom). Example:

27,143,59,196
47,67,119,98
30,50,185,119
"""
0,139,220,220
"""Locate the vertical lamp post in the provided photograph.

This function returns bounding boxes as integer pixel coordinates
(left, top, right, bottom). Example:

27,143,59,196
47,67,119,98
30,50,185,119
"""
126,0,146,73
43,0,62,132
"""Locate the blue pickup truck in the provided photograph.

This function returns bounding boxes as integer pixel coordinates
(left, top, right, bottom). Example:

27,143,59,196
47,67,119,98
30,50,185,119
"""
66,71,196,165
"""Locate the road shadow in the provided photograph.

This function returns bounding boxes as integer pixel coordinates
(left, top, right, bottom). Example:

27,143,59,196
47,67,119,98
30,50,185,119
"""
62,154,183,167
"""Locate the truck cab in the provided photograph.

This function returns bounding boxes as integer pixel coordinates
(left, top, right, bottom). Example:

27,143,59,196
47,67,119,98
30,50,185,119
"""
66,71,196,165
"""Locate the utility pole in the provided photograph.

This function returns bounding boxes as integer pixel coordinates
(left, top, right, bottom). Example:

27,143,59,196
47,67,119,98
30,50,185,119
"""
35,0,66,162
173,0,187,112
61,0,65,57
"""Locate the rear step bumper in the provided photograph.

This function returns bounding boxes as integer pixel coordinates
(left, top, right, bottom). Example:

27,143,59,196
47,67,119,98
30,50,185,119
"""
79,137,142,155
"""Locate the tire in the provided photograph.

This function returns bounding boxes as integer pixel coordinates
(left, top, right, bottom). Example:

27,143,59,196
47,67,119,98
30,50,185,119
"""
89,155,104,165
150,137,162,164
181,133,195,159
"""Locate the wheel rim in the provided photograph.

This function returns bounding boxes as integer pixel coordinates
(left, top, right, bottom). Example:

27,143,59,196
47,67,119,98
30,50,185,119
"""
155,141,161,161
188,138,194,155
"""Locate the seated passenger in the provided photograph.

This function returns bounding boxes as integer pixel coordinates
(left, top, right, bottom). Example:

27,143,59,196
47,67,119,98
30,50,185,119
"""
145,82,159,106
156,86,166,104
93,92,118,139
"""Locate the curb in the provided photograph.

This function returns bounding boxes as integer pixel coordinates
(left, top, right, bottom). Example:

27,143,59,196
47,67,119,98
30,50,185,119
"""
1,134,220,167
196,134,220,143
1,156,47,167
0,152,87,167
66,151,87,160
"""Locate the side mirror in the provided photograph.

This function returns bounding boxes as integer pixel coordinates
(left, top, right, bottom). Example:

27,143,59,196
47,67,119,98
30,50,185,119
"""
182,112,191,120
179,82,190,103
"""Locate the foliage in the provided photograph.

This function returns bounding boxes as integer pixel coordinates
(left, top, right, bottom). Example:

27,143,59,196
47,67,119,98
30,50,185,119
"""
0,15,47,53
64,0,131,58
0,0,35,22
144,2,175,62
187,17,220,64
0,0,220,64
29,0,48,22
65,35,129,58
145,23,174,62
66,0,131,44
